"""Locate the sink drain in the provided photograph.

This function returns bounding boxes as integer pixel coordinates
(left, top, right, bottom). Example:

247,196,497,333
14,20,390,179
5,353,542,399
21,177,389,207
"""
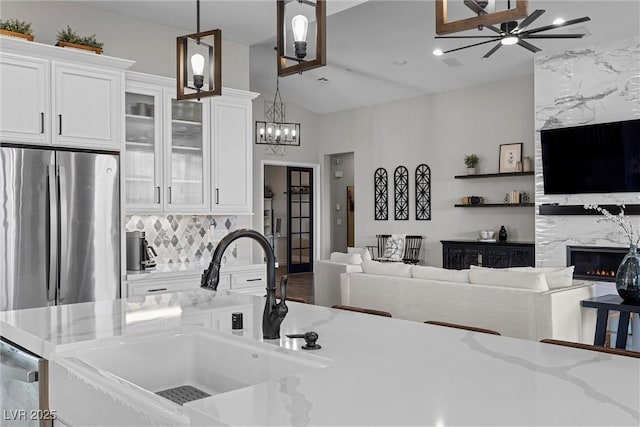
156,385,210,405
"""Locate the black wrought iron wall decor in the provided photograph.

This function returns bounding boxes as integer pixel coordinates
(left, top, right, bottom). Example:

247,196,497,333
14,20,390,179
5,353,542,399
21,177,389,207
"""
374,168,388,221
394,166,409,220
415,163,431,220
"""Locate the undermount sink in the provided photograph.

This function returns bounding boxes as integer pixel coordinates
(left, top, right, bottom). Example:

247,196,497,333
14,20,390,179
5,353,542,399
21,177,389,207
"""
50,327,330,425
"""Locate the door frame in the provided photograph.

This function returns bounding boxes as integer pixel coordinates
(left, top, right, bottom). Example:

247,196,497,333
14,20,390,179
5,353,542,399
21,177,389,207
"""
260,160,320,269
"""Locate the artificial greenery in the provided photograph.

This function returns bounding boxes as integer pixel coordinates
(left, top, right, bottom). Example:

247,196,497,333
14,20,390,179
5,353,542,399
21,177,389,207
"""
56,25,103,49
464,154,479,168
0,19,33,35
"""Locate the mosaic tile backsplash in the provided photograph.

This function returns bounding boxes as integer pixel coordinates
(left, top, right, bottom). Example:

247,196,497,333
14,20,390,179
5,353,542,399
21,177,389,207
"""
126,215,239,264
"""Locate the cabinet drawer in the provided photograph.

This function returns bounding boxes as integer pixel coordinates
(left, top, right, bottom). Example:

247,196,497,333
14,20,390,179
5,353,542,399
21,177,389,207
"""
231,271,267,289
127,277,199,297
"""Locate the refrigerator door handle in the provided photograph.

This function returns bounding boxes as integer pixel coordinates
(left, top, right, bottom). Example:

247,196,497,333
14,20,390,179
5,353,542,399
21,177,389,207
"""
47,165,58,302
58,165,69,302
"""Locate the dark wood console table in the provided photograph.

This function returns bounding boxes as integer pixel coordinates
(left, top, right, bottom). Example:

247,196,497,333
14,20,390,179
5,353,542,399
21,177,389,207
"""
441,240,535,269
581,294,640,349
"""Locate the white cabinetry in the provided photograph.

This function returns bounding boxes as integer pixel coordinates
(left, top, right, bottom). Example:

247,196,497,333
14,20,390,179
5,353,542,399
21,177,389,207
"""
211,92,254,214
0,38,132,150
52,63,121,149
124,72,257,214
125,72,210,212
0,54,49,145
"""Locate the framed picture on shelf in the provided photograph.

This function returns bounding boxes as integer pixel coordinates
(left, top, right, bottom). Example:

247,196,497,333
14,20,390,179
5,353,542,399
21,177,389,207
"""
499,143,523,173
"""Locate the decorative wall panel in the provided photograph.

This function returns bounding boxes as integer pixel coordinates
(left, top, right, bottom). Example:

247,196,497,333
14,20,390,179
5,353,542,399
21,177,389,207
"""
534,36,640,267
415,163,431,220
125,215,238,265
374,168,388,220
394,166,409,221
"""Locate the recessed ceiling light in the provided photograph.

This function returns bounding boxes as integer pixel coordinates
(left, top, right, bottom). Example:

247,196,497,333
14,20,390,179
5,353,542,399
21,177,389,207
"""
392,59,408,66
432,49,444,56
553,18,566,25
501,36,519,46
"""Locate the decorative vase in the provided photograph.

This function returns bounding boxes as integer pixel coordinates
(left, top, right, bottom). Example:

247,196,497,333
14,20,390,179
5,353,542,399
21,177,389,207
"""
498,225,507,242
466,167,476,175
615,245,640,303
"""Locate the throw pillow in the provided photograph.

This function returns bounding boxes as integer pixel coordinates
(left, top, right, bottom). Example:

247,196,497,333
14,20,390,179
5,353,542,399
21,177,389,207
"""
361,260,412,277
329,252,363,265
347,247,373,261
411,266,470,283
468,268,549,291
508,266,575,290
382,234,406,261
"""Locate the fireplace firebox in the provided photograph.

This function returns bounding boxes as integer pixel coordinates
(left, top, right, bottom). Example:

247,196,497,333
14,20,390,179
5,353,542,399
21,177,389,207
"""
566,246,628,282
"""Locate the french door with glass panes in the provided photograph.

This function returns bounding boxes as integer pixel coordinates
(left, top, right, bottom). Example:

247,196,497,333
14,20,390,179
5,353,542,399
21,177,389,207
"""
287,167,313,273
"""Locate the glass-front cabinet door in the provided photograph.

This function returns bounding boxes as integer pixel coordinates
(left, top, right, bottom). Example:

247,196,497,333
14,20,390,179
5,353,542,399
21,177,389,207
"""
165,96,210,211
124,85,163,211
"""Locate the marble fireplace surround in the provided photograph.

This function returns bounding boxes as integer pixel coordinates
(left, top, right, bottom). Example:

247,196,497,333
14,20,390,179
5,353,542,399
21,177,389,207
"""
534,36,640,273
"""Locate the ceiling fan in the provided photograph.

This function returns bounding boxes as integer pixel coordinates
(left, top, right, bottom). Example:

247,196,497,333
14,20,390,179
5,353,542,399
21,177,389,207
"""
435,1,591,58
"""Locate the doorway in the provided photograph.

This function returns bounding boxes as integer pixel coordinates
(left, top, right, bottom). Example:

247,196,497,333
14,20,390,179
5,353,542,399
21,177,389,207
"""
329,152,355,253
287,167,313,273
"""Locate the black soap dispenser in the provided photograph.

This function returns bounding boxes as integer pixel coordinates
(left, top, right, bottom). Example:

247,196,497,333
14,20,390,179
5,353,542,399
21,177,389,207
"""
498,225,508,242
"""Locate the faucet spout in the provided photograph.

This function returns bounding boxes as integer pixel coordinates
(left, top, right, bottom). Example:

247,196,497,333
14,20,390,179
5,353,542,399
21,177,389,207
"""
201,228,287,339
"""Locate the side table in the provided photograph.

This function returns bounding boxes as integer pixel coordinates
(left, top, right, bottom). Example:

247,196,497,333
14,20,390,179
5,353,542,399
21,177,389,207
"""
581,294,640,349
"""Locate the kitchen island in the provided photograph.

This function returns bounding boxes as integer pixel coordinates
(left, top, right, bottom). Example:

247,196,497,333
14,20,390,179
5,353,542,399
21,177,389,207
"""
1,289,639,426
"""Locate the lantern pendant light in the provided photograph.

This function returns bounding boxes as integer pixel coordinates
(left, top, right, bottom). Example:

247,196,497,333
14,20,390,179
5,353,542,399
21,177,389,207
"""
276,0,326,77
177,0,221,100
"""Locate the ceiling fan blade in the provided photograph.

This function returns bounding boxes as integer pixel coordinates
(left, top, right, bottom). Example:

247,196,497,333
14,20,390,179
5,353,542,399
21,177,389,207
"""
522,17,591,36
464,0,488,15
435,36,501,39
524,34,585,39
442,39,499,55
517,39,542,53
513,9,545,33
483,43,502,58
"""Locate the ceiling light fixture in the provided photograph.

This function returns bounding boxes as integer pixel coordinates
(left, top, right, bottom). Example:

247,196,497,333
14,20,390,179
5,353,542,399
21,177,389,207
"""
500,35,518,45
432,49,444,56
255,76,301,155
177,0,221,100
553,17,565,25
277,0,326,77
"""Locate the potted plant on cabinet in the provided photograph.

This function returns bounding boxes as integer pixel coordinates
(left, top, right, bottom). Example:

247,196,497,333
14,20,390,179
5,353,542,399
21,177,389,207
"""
56,25,103,54
464,154,479,175
0,19,34,41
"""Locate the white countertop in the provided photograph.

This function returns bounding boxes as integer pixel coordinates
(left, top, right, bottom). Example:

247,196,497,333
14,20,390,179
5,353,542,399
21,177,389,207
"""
1,289,639,426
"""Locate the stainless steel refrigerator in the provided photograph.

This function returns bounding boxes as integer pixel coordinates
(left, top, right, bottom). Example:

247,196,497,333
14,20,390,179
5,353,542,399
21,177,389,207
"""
0,145,120,311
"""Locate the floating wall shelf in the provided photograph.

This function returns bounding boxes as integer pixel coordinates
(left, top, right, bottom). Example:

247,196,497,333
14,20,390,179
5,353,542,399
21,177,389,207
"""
455,203,535,208
454,171,534,179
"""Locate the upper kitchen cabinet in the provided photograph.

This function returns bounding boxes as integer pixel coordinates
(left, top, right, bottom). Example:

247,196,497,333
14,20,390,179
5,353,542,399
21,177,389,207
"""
0,53,49,145
165,94,210,212
211,90,257,215
124,77,164,211
52,63,121,149
0,38,133,150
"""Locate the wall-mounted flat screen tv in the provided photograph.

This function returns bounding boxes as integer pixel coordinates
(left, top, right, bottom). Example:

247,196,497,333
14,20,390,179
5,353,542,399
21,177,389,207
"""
541,119,640,194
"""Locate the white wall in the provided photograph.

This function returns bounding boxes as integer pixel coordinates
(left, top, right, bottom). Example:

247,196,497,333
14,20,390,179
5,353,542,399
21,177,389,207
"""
330,152,355,252
318,76,536,266
1,1,249,90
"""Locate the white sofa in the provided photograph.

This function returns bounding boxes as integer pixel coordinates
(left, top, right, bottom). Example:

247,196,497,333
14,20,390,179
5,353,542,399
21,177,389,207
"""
340,262,597,342
314,259,362,307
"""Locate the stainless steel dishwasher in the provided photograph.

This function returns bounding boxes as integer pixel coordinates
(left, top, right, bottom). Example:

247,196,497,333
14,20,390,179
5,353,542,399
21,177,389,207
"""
1,338,51,427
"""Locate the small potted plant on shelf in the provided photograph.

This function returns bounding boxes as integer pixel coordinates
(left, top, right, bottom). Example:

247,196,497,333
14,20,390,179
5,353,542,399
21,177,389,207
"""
56,25,103,54
0,19,34,41
464,154,479,175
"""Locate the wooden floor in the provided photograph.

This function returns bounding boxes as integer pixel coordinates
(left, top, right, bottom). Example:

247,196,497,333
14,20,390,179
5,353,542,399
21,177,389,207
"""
275,266,315,304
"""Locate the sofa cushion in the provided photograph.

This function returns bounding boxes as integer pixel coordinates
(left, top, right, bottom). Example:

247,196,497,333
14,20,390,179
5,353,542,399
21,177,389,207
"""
508,266,575,290
361,260,412,277
469,268,549,291
382,234,405,261
347,247,373,261
330,252,363,264
411,266,470,283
